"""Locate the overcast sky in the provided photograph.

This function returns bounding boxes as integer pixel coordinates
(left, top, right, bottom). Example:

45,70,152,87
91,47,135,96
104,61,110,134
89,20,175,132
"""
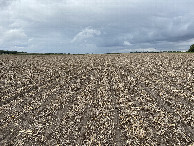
0,0,194,53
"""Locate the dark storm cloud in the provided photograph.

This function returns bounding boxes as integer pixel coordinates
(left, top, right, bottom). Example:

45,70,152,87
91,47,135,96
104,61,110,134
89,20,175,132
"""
0,0,194,53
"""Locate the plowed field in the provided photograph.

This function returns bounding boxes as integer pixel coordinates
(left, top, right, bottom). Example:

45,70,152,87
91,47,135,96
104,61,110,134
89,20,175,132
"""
0,53,194,145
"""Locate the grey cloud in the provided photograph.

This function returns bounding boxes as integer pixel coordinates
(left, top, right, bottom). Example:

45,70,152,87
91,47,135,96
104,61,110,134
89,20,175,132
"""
0,0,15,8
0,0,194,53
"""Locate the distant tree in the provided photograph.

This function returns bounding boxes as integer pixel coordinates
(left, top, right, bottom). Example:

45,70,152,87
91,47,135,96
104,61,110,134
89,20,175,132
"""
188,44,194,52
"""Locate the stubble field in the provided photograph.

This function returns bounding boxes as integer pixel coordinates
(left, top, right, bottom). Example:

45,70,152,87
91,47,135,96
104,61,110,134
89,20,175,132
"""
0,53,194,145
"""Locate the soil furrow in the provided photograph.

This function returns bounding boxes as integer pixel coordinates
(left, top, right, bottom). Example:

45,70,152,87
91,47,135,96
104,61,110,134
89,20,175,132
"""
77,104,90,145
140,81,194,141
0,75,61,106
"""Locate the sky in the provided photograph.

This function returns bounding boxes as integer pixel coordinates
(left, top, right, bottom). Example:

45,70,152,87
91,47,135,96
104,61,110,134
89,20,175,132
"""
0,0,194,54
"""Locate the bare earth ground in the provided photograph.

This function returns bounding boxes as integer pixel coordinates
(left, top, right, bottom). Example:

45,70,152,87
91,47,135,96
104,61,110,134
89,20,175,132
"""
0,53,194,145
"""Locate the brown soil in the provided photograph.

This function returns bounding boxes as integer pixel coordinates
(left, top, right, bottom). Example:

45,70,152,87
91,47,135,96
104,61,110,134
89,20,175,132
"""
0,53,193,145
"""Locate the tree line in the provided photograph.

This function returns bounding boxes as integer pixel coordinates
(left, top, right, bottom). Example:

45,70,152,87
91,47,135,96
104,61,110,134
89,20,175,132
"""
0,50,27,54
1,45,194,55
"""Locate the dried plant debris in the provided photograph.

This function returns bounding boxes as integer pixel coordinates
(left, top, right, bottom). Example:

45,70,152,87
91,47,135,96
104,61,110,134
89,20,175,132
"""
0,53,194,145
